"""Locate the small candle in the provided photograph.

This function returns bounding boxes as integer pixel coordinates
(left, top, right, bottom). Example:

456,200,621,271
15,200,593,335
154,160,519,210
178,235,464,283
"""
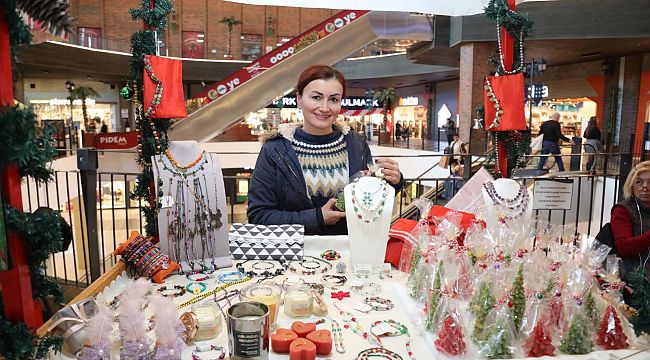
289,338,316,360
240,283,282,330
306,330,332,355
192,302,222,341
291,321,316,338
271,328,298,353
284,284,313,318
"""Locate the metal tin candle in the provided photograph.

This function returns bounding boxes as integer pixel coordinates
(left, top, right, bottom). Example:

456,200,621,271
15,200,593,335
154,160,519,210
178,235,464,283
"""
227,302,270,360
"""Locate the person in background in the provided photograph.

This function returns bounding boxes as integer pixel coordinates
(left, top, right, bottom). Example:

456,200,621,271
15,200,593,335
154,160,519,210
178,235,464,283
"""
395,121,402,141
610,161,650,296
583,116,602,174
401,123,409,140
100,121,108,133
444,117,457,146
449,133,467,174
537,111,572,171
444,163,463,200
247,64,404,235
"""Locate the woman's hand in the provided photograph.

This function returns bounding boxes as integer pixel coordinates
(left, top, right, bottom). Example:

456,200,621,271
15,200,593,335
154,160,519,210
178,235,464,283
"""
376,158,402,185
321,198,346,225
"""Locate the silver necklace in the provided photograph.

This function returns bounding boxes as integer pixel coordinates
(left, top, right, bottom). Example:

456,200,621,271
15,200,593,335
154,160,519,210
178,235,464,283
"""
351,178,389,223
483,181,529,220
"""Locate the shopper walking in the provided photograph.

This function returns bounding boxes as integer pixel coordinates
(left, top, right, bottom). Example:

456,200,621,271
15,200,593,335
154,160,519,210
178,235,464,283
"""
610,160,650,290
537,111,571,171
583,116,602,173
247,64,404,235
444,117,456,146
395,121,402,141
449,133,467,173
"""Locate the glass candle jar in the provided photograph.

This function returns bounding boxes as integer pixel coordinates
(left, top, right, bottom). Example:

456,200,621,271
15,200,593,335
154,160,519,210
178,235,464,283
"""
283,284,313,318
240,283,282,330
192,301,223,341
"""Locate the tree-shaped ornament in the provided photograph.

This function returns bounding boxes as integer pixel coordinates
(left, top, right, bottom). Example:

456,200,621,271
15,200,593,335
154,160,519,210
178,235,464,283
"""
478,318,513,359
584,290,600,327
435,315,467,356
510,263,525,332
426,261,443,331
559,312,592,354
470,281,496,341
596,305,629,350
524,318,555,357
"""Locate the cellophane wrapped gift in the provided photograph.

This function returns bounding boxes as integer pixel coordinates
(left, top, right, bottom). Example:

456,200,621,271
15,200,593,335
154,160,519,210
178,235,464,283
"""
558,263,594,355
425,260,444,332
476,306,517,359
48,297,97,354
434,298,469,358
400,198,433,274
119,279,155,360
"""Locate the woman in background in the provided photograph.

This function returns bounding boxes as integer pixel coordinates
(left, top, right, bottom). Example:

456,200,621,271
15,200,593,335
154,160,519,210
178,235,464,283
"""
583,116,602,173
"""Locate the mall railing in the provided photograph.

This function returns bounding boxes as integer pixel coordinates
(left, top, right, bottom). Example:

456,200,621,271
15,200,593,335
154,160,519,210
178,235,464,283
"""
20,149,629,287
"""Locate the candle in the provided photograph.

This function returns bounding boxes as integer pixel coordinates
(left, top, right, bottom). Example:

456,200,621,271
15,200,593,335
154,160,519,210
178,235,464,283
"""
192,301,222,341
289,338,316,360
240,283,282,330
291,321,316,338
271,328,298,353
284,284,313,318
306,330,332,355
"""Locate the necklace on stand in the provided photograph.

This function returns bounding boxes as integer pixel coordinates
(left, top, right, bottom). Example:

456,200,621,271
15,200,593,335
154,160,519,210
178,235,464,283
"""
482,181,529,220
351,178,389,223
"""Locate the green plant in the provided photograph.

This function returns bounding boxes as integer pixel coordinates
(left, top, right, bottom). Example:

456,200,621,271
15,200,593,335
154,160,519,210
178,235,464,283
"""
69,86,100,126
218,16,243,57
373,87,396,129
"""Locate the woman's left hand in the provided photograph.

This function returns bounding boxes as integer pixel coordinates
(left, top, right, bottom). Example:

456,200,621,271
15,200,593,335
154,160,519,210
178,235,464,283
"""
376,158,401,185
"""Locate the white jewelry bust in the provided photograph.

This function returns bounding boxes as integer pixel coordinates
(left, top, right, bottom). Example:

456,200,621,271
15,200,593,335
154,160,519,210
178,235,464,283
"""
152,140,231,272
481,178,533,230
344,176,395,266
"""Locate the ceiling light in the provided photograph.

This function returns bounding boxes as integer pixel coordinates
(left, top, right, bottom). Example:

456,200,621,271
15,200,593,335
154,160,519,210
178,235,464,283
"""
197,34,205,38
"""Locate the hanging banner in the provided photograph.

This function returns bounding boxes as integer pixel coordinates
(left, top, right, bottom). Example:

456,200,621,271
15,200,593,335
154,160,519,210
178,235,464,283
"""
194,10,370,103
94,131,139,150
533,179,574,210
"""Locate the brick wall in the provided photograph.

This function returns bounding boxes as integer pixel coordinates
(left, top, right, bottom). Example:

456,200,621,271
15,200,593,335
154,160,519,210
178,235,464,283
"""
619,54,643,153
68,0,334,59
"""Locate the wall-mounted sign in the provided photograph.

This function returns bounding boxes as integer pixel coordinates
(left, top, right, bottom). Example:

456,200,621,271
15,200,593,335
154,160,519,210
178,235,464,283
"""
95,131,139,150
268,95,382,110
398,96,419,106
30,98,97,106
533,179,574,210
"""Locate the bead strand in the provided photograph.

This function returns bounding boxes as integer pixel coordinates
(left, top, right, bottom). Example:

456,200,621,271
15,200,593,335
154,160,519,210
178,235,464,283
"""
330,319,346,354
179,277,251,309
333,303,380,346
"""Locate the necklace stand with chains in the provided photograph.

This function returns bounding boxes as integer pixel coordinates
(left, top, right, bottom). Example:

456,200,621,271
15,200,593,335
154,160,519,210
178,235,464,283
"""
482,180,529,221
350,177,389,224
157,150,224,274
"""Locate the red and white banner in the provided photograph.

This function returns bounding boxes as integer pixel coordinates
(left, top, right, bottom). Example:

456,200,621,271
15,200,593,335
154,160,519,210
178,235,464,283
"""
95,131,139,150
194,10,369,103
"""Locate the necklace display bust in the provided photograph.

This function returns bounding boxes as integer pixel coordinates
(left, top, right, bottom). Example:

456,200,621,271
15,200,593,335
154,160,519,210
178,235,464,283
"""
344,176,394,265
481,178,532,229
152,141,231,273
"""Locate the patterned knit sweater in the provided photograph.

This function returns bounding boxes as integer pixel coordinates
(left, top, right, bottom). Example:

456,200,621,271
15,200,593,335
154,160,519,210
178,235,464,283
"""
291,128,349,201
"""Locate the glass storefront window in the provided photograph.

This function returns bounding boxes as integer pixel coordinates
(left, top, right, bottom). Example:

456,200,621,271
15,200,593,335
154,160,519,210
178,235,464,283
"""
241,34,262,60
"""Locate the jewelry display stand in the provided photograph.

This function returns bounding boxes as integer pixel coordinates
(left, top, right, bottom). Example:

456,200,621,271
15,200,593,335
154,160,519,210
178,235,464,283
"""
481,178,533,229
153,141,231,273
344,176,394,266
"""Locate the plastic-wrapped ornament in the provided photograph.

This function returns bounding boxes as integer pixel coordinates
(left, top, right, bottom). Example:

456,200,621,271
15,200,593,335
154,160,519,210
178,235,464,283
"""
120,86,134,100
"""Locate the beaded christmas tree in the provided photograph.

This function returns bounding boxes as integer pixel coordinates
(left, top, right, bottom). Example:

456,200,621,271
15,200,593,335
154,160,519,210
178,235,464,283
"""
470,281,496,341
426,261,443,331
584,291,600,327
454,258,473,300
510,264,525,332
559,312,592,354
596,305,628,350
435,315,467,356
478,319,513,359
524,318,554,357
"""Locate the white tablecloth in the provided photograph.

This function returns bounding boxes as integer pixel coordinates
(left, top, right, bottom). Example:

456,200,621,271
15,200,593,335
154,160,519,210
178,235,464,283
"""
53,236,648,359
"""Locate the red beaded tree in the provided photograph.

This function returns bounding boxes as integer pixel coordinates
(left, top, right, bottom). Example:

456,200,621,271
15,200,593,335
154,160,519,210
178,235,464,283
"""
435,315,467,356
524,318,555,357
596,305,629,350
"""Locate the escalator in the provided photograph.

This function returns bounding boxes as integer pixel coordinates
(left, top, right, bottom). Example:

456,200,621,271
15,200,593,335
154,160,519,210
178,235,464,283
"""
170,10,378,143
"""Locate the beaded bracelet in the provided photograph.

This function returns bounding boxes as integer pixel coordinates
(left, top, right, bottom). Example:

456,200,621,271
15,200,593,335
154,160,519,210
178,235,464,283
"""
191,344,225,360
186,281,208,295
321,275,347,288
251,261,276,270
351,281,382,296
145,254,171,278
236,259,287,278
363,297,394,311
289,256,332,275
320,249,341,261
218,271,247,284
141,251,166,277
357,347,403,360
187,271,214,282
157,284,186,297
306,282,325,295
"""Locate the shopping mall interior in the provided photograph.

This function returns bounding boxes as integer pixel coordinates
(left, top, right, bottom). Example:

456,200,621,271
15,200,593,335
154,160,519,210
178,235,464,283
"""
2,0,650,358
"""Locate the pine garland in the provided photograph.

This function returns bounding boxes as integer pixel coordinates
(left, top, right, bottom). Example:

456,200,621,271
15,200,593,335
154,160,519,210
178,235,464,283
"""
0,305,63,360
484,0,534,76
2,0,32,78
126,0,174,237
627,265,650,335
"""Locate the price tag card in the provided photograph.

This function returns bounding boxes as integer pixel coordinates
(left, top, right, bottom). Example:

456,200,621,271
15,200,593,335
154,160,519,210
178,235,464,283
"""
354,303,372,314
353,264,373,278
161,196,174,208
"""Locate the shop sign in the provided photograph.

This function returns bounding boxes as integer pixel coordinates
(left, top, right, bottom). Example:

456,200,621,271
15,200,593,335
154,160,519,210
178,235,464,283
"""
533,179,574,210
95,131,139,150
29,98,97,106
196,10,369,103
269,95,381,110
398,96,419,106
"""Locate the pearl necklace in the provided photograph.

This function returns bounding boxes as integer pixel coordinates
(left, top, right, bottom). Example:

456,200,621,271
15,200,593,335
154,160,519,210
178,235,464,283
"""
482,181,529,220
495,13,525,75
351,178,389,223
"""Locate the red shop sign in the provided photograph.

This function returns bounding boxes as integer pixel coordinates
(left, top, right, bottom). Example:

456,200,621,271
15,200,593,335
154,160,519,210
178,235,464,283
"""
95,131,139,149
195,10,369,103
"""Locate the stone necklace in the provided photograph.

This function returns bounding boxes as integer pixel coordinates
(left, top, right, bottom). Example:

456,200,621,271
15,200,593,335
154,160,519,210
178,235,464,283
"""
482,180,529,220
351,177,389,223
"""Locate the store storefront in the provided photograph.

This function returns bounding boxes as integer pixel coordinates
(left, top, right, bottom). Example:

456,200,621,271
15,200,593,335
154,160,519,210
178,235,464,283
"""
393,94,428,139
526,98,597,138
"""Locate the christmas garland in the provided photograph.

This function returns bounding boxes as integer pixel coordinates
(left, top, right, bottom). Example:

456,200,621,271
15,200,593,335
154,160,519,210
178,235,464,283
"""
627,265,650,335
0,306,63,360
127,0,174,237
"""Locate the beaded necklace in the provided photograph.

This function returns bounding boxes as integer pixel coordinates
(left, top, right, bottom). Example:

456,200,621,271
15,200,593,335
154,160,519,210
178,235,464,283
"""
288,256,332,275
356,347,403,360
330,319,346,354
495,14,525,75
482,181,529,220
363,297,394,311
351,178,389,223
236,259,288,279
333,303,381,346
369,320,415,360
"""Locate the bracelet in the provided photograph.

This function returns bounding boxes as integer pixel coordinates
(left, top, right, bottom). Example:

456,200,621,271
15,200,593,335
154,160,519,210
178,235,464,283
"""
322,275,347,288
352,282,382,296
157,284,186,297
179,277,252,309
192,344,225,360
289,256,332,275
186,281,208,295
251,261,276,270
306,282,324,295
321,250,341,261
363,296,394,311
236,259,287,278
141,251,166,277
187,271,214,282
218,271,246,284
180,311,200,342
357,347,403,360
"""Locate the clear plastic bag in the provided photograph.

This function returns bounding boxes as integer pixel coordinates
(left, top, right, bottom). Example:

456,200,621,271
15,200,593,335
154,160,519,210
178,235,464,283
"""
435,303,468,357
596,304,629,350
425,260,444,332
402,198,434,277
476,307,516,359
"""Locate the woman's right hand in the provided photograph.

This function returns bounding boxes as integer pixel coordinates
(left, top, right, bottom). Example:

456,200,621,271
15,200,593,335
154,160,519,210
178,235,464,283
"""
321,198,346,225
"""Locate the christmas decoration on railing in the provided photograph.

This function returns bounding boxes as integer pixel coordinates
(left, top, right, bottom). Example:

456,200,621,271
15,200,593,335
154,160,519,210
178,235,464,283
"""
483,0,534,177
293,31,319,53
127,0,175,237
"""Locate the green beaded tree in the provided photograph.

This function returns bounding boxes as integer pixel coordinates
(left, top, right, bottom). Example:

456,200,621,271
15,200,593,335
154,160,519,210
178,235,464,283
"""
470,281,496,341
559,312,592,354
584,290,599,327
479,318,513,359
426,261,443,331
628,265,650,335
510,264,525,333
